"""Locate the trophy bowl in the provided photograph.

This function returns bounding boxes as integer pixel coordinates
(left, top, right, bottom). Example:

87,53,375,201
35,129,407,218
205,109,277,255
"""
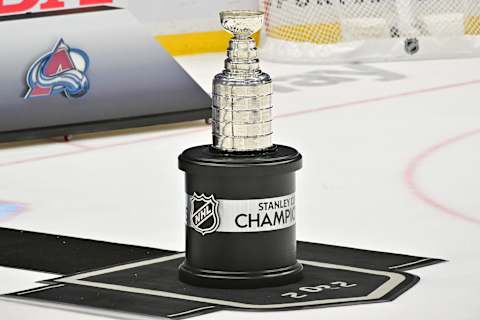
220,10,264,38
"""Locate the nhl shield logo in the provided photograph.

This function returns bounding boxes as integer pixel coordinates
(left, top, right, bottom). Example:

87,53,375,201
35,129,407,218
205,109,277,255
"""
405,38,420,55
190,193,220,236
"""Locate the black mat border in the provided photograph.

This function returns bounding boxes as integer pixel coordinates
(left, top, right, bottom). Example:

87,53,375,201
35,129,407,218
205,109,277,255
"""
2,293,221,320
0,227,445,318
7,269,419,318
30,253,420,311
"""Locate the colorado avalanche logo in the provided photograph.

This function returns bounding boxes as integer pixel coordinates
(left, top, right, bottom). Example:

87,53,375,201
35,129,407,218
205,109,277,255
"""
25,39,89,99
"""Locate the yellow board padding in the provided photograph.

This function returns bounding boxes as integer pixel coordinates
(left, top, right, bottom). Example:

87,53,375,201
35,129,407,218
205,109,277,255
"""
156,17,480,56
268,23,342,44
269,18,480,45
465,16,480,35
155,31,260,56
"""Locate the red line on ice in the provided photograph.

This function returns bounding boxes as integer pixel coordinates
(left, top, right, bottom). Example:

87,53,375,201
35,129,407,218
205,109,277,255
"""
0,127,208,168
47,138,92,150
0,79,479,168
276,79,480,119
61,141,93,150
405,129,480,226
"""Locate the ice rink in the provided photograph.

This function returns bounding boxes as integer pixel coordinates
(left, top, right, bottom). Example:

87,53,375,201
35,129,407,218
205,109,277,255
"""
1,53,479,319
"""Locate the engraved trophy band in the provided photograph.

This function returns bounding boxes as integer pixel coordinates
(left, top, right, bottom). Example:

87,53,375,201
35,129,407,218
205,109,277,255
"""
212,10,273,152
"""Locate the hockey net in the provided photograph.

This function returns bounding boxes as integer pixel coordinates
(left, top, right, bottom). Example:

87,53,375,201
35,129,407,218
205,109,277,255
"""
259,0,480,63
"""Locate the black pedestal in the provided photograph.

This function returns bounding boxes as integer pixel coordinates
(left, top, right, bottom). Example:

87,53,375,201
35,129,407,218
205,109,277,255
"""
178,145,303,288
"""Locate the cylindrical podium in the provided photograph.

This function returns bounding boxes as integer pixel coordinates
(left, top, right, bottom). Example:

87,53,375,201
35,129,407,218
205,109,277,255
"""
178,10,303,288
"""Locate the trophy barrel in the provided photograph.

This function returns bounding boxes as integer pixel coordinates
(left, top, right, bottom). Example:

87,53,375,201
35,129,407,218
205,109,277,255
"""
177,10,303,288
178,145,303,288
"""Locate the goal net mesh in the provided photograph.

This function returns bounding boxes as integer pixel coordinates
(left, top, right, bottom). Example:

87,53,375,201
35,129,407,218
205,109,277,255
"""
259,0,480,63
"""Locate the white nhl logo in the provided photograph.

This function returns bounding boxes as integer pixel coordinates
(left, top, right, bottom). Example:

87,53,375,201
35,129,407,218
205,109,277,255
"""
190,193,220,236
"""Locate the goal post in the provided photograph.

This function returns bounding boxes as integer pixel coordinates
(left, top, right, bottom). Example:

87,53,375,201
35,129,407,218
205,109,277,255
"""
259,0,480,63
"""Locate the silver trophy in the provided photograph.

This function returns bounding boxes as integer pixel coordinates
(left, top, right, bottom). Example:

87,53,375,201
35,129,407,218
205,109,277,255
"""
178,10,303,288
212,10,273,152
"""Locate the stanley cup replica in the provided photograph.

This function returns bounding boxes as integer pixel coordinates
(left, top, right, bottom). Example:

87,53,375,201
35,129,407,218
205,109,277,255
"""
212,10,273,151
178,10,303,288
